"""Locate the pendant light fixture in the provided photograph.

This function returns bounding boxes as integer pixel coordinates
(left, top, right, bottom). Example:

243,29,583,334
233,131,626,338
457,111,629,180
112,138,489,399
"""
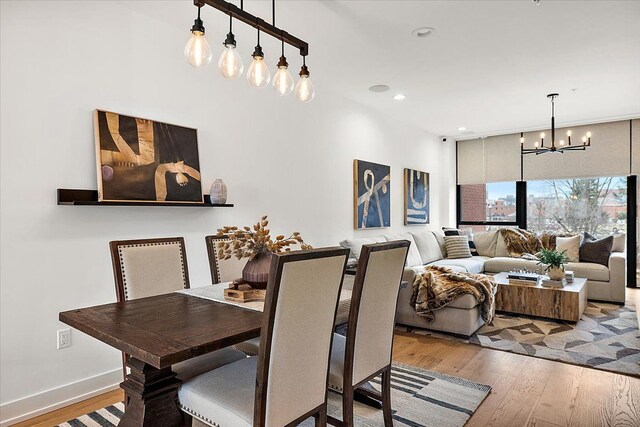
294,56,315,103
520,93,592,155
185,0,313,101
184,6,212,68
272,36,294,96
217,8,243,78
247,26,270,87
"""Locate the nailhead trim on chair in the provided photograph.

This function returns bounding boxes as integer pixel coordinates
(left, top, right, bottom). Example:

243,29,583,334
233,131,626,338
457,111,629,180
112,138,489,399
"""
117,241,187,301
211,238,232,283
179,403,222,427
329,384,343,392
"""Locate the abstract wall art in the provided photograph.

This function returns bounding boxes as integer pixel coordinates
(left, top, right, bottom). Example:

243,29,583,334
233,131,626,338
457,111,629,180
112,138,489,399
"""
354,159,391,229
404,168,429,225
94,110,203,203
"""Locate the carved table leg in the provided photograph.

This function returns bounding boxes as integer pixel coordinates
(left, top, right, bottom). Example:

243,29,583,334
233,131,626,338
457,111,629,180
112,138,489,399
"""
118,356,187,427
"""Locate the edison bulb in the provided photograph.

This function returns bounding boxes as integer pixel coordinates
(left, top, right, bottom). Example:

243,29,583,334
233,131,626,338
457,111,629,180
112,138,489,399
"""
586,132,592,138
184,31,212,68
560,140,565,146
540,132,545,138
218,44,243,78
295,75,315,103
520,137,524,144
567,130,572,137
247,56,270,87
534,141,539,148
273,65,294,96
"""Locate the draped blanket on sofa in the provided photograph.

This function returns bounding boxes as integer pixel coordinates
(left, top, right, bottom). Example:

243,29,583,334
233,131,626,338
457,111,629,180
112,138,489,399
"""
410,266,497,324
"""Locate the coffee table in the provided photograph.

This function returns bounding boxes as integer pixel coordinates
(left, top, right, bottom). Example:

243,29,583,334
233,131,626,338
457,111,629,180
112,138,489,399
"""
493,272,587,322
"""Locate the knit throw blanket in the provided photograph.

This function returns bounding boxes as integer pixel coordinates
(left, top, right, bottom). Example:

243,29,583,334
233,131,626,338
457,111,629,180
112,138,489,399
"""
410,266,497,324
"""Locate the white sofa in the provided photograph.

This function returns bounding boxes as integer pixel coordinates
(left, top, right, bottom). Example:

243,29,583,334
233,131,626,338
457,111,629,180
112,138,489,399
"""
340,230,626,336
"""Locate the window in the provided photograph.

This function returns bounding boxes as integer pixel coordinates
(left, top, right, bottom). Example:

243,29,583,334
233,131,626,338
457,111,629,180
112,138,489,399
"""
527,177,627,237
459,182,519,227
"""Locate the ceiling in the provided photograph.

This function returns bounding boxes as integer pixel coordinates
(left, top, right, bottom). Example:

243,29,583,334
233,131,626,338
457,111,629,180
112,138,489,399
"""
279,0,640,139
138,0,640,139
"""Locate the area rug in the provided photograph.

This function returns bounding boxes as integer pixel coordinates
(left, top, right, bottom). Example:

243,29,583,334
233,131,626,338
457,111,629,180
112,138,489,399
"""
400,299,640,377
57,363,491,427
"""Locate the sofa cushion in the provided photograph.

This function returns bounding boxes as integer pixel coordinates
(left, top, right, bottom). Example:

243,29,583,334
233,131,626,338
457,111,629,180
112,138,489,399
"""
433,230,448,258
473,231,498,257
495,232,510,257
612,233,625,253
566,262,610,282
339,236,385,260
444,235,472,259
580,232,613,266
556,235,580,262
411,231,443,264
384,232,422,267
428,256,489,275
484,257,544,274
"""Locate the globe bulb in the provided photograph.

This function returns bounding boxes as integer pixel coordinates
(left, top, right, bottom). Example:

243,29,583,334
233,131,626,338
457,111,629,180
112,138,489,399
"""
247,51,270,87
218,43,243,78
184,31,212,68
272,58,294,96
295,75,315,103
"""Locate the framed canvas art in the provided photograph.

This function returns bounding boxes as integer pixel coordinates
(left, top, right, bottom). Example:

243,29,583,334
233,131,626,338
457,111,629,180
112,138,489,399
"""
354,159,391,229
94,110,203,203
404,168,429,225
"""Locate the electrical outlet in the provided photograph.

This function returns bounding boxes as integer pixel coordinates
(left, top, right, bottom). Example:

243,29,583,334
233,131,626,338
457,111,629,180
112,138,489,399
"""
57,329,71,349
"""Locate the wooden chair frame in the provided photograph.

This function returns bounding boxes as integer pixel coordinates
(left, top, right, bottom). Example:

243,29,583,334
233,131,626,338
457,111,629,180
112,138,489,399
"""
329,240,410,427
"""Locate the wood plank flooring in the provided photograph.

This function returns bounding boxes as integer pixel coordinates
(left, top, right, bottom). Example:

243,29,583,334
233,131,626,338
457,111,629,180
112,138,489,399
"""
15,288,640,427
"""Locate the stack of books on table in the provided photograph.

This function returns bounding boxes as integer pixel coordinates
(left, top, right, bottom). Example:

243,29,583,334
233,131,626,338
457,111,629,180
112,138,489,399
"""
541,277,567,288
507,272,541,286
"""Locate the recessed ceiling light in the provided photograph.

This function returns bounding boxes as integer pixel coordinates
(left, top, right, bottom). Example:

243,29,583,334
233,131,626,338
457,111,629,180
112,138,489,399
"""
393,94,406,101
458,127,467,131
411,27,435,38
369,84,390,93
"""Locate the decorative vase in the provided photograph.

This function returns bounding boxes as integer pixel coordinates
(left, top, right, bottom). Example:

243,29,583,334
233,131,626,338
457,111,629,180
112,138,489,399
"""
242,252,272,289
209,179,227,204
547,266,564,281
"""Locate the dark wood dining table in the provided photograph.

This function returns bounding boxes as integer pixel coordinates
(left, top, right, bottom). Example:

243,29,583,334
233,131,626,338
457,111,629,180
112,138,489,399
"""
59,292,263,427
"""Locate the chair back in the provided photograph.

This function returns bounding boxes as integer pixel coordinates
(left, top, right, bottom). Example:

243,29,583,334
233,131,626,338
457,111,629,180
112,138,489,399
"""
346,240,409,386
254,247,349,427
205,235,248,284
109,237,190,301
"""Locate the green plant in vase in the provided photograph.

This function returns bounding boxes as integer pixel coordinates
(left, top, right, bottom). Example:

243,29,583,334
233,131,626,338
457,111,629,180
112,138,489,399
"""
216,216,312,289
537,248,569,281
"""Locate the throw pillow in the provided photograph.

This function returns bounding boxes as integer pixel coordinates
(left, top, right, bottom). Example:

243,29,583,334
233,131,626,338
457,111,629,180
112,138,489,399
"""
411,231,444,265
442,227,478,255
444,235,472,259
383,232,423,267
556,235,580,262
579,232,614,266
612,233,626,253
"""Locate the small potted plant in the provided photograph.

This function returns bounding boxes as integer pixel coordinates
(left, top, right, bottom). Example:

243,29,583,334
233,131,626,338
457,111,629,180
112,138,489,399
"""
538,248,569,281
216,216,312,289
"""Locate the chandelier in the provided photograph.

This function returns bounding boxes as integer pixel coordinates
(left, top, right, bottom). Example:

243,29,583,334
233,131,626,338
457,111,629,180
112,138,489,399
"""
520,93,591,155
184,0,315,102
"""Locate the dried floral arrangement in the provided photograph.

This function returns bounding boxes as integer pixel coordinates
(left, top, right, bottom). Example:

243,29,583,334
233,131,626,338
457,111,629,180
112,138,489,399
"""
216,215,312,260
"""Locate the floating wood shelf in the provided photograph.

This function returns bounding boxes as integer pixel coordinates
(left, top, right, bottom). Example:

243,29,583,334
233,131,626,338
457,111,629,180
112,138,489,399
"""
57,189,234,207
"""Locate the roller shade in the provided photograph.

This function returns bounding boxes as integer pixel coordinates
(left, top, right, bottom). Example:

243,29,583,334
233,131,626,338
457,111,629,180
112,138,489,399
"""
523,120,631,181
484,133,522,182
632,119,640,175
457,139,485,185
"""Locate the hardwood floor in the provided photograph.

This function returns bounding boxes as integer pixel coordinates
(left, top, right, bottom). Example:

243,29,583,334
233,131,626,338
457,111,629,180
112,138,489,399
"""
15,288,640,427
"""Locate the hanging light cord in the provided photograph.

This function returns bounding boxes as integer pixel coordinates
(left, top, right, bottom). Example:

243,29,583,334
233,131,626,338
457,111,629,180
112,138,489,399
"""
272,0,276,26
281,33,285,56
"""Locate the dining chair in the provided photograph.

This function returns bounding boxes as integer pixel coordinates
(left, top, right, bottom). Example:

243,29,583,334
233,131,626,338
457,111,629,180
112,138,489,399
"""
327,240,410,427
205,234,248,284
178,247,350,427
109,237,246,382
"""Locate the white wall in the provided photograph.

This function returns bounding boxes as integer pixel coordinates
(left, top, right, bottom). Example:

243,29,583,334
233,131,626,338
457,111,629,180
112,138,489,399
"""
0,1,455,423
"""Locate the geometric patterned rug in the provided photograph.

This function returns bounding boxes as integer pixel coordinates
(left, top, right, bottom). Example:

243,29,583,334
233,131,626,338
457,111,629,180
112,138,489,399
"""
399,299,640,377
57,363,491,427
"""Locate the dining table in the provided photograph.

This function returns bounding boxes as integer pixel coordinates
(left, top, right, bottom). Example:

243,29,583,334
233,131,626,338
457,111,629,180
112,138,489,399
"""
59,288,263,427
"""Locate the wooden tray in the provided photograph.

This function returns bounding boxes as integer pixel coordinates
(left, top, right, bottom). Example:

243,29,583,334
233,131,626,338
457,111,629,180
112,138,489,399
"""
224,284,266,303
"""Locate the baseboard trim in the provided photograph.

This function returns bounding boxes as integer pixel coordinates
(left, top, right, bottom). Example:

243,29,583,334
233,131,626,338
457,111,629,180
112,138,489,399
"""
0,368,122,426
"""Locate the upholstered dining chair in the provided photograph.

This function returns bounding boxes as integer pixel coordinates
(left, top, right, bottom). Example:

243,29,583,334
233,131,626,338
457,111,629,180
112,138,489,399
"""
205,235,248,284
109,237,246,382
327,240,410,427
178,247,350,427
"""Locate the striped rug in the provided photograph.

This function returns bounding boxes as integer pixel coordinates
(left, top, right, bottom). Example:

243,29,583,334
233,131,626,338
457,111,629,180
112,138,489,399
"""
58,363,490,427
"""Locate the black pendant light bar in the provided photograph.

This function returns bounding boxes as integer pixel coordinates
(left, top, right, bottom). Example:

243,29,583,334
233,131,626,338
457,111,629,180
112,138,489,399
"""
195,0,309,56
521,93,592,155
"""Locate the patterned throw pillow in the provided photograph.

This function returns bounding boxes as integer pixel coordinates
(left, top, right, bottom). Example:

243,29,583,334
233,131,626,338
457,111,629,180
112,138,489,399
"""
444,235,472,259
443,227,478,256
580,232,614,266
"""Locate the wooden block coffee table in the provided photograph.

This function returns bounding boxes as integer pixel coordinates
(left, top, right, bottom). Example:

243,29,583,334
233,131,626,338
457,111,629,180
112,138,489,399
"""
493,272,587,322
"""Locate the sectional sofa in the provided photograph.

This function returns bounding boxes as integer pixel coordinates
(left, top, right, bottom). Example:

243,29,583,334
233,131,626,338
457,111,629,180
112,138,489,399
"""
340,229,626,336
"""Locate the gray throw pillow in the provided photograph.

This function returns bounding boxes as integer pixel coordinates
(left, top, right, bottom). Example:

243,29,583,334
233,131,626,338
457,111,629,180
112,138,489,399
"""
579,232,613,266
